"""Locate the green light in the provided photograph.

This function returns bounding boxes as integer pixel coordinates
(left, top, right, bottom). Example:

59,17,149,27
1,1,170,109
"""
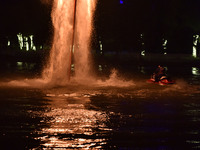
24,36,29,51
141,50,145,56
17,33,23,50
193,35,199,57
17,33,37,51
7,40,10,46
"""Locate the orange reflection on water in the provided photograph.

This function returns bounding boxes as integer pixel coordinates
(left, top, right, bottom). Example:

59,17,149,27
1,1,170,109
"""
36,96,110,149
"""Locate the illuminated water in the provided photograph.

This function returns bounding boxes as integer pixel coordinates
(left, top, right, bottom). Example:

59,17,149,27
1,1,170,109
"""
42,0,96,84
0,66,200,149
1,0,200,149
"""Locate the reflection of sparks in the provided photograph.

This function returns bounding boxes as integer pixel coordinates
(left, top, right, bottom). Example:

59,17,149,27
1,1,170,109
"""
34,99,110,148
41,137,106,148
41,107,110,134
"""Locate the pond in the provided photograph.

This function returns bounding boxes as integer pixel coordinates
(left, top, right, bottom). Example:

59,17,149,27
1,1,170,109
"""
0,66,200,149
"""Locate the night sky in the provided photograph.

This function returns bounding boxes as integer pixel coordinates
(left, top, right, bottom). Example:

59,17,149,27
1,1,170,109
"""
0,0,200,33
0,0,51,37
95,0,200,53
0,0,200,53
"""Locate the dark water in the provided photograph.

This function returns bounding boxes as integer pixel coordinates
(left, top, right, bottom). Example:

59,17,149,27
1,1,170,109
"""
0,66,200,150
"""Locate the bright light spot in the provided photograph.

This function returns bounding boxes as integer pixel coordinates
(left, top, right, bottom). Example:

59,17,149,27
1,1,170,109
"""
17,33,36,51
141,50,145,56
7,40,10,46
100,44,103,51
193,34,199,57
162,39,167,46
24,36,29,51
17,62,23,70
192,67,200,75
193,35,199,46
33,46,36,51
98,65,102,71
99,41,103,54
17,62,23,66
71,64,75,71
186,140,200,144
162,39,167,54
140,33,145,56
17,33,23,50
29,35,36,51
34,103,109,148
193,46,197,57
140,33,144,39
162,39,167,50
120,0,124,4
72,45,75,53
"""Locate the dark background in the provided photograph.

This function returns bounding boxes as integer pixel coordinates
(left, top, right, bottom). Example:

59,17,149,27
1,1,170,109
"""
0,0,200,68
95,0,200,54
0,0,52,48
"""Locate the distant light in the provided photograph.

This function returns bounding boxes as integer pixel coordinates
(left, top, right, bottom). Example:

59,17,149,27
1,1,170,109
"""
32,46,36,51
141,50,145,56
192,67,200,75
17,33,37,51
193,46,197,58
140,33,145,56
99,41,103,55
17,62,23,66
162,39,167,54
7,40,10,46
71,64,74,71
140,33,144,38
98,65,103,71
120,0,124,4
17,62,23,70
162,39,167,47
193,34,199,58
24,36,29,51
17,33,23,50
29,35,36,51
100,44,103,50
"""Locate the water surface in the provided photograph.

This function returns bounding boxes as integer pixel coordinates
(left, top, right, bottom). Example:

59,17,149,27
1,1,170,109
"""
0,66,200,149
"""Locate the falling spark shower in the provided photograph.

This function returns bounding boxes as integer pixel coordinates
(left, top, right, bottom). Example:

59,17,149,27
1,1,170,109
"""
42,0,96,84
